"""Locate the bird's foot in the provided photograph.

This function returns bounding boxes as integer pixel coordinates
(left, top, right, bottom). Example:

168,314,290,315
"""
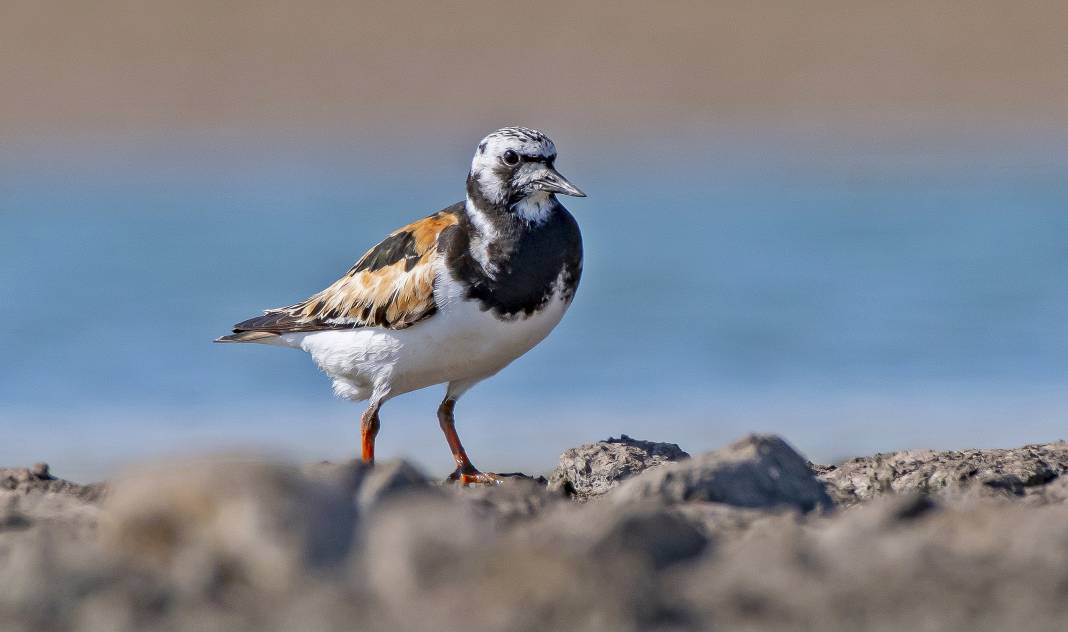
446,466,501,486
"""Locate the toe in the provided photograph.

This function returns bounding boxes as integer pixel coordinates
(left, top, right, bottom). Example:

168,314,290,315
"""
446,468,501,486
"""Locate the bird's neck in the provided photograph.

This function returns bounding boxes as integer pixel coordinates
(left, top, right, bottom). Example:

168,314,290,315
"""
462,178,561,277
461,195,518,278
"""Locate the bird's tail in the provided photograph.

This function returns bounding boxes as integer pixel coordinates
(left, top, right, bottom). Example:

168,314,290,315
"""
214,331,280,344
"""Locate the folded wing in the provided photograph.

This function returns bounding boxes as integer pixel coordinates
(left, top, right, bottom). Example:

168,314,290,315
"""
218,206,461,341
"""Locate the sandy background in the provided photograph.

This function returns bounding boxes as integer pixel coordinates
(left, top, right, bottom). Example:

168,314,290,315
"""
3,0,1067,146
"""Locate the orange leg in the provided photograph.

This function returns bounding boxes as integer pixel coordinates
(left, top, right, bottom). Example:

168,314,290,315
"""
360,403,381,464
437,397,499,485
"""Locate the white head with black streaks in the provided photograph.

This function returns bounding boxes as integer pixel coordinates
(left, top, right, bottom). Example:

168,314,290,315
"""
466,126,585,223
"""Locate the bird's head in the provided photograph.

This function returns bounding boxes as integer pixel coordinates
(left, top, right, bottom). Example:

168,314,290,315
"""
467,126,585,221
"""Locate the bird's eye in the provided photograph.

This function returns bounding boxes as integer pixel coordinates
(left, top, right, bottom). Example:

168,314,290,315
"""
501,150,520,166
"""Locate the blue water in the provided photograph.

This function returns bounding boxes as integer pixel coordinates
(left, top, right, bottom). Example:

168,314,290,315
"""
3,136,1067,480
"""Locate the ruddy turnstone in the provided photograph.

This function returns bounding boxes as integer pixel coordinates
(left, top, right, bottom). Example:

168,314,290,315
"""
217,126,585,484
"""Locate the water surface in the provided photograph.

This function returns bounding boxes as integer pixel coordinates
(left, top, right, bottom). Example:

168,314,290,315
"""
3,138,1066,480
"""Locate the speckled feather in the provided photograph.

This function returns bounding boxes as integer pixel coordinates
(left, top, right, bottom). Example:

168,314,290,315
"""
221,207,460,339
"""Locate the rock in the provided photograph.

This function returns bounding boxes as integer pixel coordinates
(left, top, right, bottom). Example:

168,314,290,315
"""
380,498,695,632
101,457,358,594
587,507,709,570
1023,473,1068,505
448,475,562,525
359,491,494,617
509,498,711,572
547,435,690,498
816,442,1068,506
7,436,1068,631
355,459,433,512
678,495,1068,632
611,434,833,512
671,501,790,540
0,465,104,541
301,459,371,495
0,464,104,502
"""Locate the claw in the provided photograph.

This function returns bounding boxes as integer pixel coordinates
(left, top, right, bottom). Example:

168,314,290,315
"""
446,467,501,486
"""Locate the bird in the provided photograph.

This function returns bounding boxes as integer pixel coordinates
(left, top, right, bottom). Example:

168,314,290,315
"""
216,126,585,485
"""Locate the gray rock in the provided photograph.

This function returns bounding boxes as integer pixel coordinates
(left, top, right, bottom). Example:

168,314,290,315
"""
448,475,562,525
588,507,709,570
509,498,711,572
0,464,104,502
1023,472,1068,505
358,491,494,621
671,501,790,540
547,434,690,498
611,434,833,512
303,458,441,514
677,495,1068,632
301,459,371,495
355,459,433,512
101,457,358,594
0,465,104,541
427,500,699,632
8,437,1068,632
816,442,1068,506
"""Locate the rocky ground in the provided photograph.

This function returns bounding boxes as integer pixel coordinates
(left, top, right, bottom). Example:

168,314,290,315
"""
4,434,1068,632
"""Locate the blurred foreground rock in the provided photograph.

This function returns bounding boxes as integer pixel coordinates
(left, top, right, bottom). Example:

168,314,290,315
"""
611,434,832,512
1,464,103,540
3,435,1068,632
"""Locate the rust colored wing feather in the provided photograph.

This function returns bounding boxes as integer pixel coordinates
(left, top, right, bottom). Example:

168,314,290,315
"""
228,206,461,335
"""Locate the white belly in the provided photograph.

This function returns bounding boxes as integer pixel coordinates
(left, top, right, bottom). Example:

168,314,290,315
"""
278,284,571,402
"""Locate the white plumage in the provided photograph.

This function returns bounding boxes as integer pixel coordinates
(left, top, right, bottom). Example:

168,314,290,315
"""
266,268,572,406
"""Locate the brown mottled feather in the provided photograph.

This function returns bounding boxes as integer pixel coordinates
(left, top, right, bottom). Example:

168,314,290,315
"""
224,208,460,338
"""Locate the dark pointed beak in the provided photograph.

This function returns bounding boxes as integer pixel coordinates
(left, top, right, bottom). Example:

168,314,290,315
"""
533,166,586,197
